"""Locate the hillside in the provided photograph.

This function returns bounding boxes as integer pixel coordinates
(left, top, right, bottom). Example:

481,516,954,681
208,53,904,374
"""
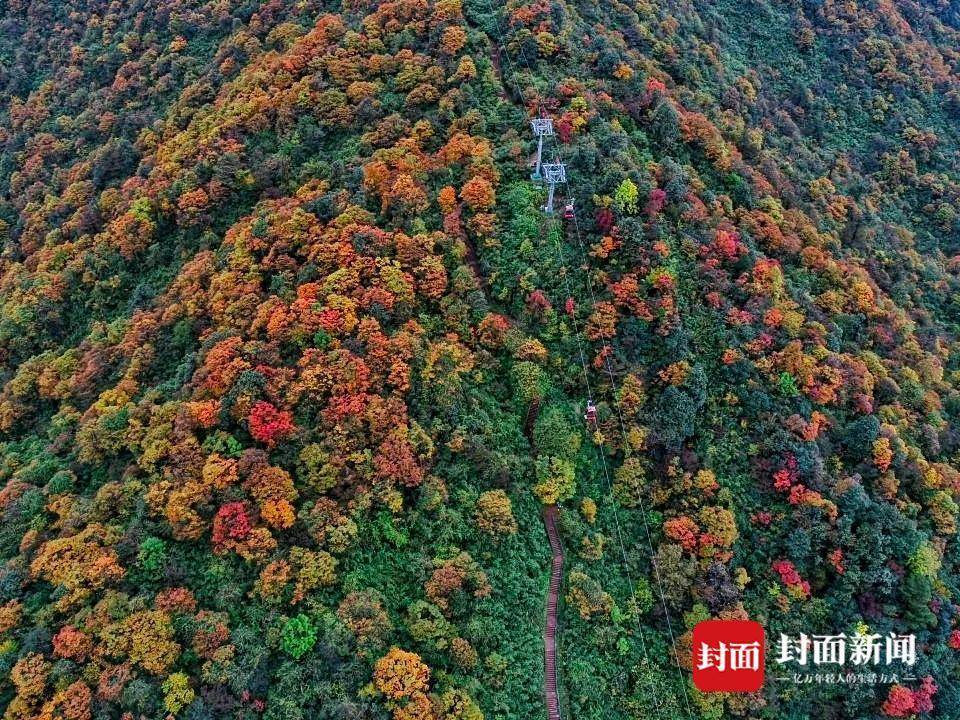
2,0,960,718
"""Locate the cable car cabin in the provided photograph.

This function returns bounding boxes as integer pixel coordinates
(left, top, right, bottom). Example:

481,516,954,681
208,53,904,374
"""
563,202,575,220
584,400,597,424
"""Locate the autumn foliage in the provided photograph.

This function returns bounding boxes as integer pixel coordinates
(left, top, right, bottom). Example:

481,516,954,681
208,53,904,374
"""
2,0,960,717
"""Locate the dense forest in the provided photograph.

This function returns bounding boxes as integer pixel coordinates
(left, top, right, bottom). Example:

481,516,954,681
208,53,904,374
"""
2,0,960,718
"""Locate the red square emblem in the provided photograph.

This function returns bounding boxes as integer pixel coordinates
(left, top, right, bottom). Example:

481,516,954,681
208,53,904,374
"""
692,620,765,692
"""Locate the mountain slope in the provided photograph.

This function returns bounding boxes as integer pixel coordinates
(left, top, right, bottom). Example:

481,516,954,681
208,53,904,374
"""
2,1,960,719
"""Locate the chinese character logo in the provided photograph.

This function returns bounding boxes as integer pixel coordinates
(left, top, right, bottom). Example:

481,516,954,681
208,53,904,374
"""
692,620,765,692
776,632,915,668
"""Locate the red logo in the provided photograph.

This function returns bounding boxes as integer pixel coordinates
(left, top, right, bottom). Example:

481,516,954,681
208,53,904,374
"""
692,620,765,692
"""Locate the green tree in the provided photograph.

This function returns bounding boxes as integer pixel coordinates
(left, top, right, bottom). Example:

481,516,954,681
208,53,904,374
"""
281,614,318,659
534,456,576,505
613,178,639,214
512,360,548,405
138,537,167,576
533,405,581,460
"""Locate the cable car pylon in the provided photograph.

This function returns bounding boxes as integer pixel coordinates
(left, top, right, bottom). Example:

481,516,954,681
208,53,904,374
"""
531,116,574,219
541,160,566,214
530,117,554,181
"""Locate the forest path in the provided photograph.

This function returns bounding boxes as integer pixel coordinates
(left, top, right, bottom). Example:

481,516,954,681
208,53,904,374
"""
543,504,564,720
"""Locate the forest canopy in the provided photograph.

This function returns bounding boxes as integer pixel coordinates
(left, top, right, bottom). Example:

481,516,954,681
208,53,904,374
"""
2,0,960,718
